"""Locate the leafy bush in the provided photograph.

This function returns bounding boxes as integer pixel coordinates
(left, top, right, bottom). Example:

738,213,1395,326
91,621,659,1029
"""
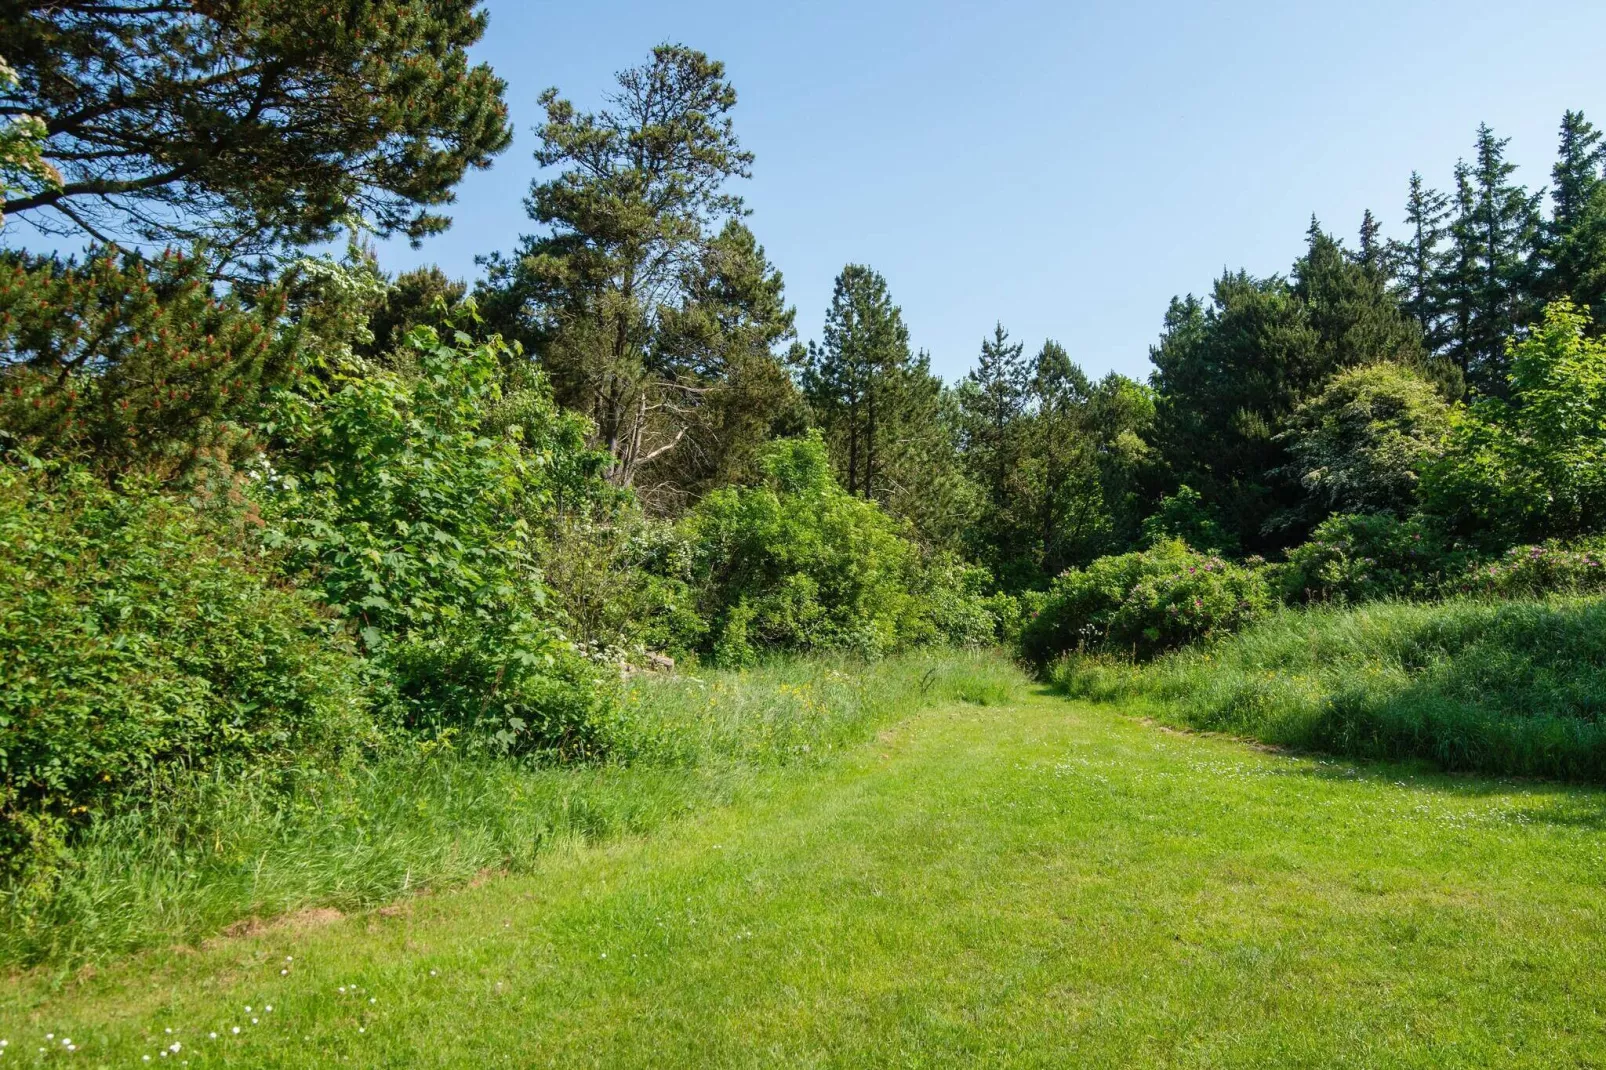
0,462,370,871
1140,485,1238,554
1280,362,1451,520
1425,302,1606,542
1449,541,1606,599
1279,513,1464,603
1054,597,1606,781
265,327,616,757
1021,540,1271,665
678,433,993,665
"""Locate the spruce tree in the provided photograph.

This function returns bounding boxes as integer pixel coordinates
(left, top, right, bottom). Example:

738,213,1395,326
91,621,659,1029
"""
1441,160,1484,384
1356,209,1386,277
1551,111,1604,237
803,265,911,500
957,324,1033,582
1026,340,1108,577
1541,110,1606,321
963,323,1028,510
1465,124,1544,390
1390,173,1451,354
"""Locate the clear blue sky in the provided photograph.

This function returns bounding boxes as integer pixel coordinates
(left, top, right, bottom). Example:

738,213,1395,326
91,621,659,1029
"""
25,1,1606,383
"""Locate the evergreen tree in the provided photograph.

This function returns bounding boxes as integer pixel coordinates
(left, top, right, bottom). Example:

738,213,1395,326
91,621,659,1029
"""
1151,223,1427,549
478,46,795,499
1356,209,1386,277
1551,111,1604,237
1449,125,1545,391
957,324,1033,583
1294,221,1425,373
1440,160,1483,384
803,265,910,500
961,323,1028,512
1541,110,1606,323
0,2,512,259
1026,341,1109,577
1390,173,1451,354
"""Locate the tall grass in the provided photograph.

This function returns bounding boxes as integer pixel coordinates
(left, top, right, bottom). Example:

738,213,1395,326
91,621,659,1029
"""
1,650,1025,970
1051,596,1606,781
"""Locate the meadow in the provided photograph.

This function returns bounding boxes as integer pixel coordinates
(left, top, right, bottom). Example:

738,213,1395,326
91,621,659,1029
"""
5,663,1606,1068
1,653,1019,971
1051,596,1606,780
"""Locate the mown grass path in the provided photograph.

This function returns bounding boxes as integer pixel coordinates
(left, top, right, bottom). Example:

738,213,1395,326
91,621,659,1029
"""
7,691,1606,1067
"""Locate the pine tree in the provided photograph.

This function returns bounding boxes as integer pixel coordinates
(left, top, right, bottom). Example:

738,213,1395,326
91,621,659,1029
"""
962,323,1028,513
480,47,795,496
954,324,1041,583
1441,159,1482,382
1294,222,1425,373
1551,111,1604,237
1026,340,1108,576
1,3,512,258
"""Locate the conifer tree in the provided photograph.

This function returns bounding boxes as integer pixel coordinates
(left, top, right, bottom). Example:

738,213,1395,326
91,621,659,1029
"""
961,323,1028,511
1,2,512,259
1459,124,1544,390
1551,111,1604,237
1356,209,1386,277
1540,110,1606,321
479,46,795,498
1390,173,1451,353
1441,160,1484,384
1026,340,1108,577
803,265,910,500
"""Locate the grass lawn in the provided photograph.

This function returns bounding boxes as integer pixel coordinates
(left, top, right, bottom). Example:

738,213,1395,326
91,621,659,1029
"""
5,687,1606,1067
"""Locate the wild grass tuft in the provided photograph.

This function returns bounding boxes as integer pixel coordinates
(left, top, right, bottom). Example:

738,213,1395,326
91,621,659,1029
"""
1050,596,1606,781
0,650,1026,970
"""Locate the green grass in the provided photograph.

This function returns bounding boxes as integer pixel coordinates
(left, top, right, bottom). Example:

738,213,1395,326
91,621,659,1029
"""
5,672,1606,1066
1052,596,1606,781
0,651,1019,971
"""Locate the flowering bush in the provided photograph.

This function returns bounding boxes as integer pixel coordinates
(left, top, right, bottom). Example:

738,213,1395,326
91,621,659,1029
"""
1020,540,1271,665
1450,541,1606,599
1279,514,1465,604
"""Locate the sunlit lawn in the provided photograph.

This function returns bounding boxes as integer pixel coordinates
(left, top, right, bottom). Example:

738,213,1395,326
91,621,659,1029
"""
6,690,1606,1067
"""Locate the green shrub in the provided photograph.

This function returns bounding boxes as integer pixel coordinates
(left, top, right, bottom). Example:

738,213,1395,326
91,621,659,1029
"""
1021,540,1271,665
1424,302,1606,542
1053,598,1606,782
265,327,617,756
679,433,994,665
1279,513,1464,604
1450,541,1606,599
1140,485,1238,554
0,463,370,870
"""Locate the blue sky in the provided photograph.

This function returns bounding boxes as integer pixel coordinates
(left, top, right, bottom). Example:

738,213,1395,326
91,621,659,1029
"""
20,1,1606,383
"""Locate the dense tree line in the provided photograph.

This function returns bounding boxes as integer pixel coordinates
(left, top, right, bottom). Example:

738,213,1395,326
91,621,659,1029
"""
4,5,1606,868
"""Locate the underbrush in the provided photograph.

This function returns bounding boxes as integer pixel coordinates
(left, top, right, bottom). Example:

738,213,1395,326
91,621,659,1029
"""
1051,596,1606,781
0,650,1025,970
